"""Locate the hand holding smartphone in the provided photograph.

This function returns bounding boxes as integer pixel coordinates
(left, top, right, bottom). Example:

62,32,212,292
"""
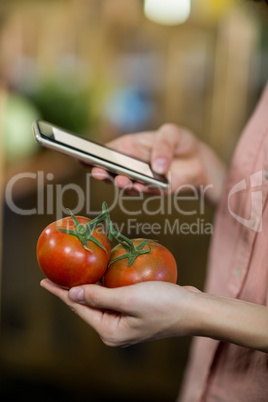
33,120,169,189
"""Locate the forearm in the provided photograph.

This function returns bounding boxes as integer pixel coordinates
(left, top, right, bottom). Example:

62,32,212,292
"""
188,291,268,353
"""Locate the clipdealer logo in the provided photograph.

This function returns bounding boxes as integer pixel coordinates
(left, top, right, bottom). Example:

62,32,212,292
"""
4,170,213,218
4,170,214,236
228,170,263,233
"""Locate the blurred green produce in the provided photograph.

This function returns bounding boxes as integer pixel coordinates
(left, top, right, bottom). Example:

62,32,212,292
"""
3,93,41,164
25,77,92,135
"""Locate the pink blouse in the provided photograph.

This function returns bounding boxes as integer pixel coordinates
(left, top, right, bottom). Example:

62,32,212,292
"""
179,84,268,402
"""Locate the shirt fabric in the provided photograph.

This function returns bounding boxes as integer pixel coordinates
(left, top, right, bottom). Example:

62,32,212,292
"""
178,84,268,402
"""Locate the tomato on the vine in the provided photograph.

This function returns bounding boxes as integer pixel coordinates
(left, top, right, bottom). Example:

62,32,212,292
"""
37,203,177,290
103,238,177,288
37,214,111,289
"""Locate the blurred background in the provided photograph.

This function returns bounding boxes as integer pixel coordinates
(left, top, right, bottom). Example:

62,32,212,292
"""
0,0,267,401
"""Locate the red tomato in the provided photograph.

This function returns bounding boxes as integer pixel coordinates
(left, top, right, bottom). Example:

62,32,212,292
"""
37,216,111,289
103,238,177,288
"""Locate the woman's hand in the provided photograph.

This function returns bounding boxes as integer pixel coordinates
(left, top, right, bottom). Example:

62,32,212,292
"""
92,124,227,206
41,277,268,352
40,279,199,347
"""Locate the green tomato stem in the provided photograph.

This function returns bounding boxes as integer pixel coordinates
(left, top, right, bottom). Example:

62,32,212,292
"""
58,203,111,253
59,201,153,266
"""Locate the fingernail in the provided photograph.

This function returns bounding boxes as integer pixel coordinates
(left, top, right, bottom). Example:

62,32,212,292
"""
69,287,84,302
153,158,169,174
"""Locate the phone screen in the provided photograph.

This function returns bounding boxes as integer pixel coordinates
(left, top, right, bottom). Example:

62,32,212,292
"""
34,120,168,187
52,127,155,179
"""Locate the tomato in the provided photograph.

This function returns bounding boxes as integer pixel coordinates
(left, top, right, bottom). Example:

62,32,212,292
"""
103,238,177,288
37,215,111,289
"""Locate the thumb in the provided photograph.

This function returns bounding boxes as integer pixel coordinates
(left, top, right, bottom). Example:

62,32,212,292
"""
151,124,180,174
69,284,131,314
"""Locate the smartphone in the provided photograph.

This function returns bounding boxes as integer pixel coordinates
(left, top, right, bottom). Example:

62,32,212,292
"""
32,120,169,189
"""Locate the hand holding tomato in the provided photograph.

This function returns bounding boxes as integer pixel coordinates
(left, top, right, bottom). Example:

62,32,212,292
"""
41,279,200,347
37,202,177,289
38,202,190,347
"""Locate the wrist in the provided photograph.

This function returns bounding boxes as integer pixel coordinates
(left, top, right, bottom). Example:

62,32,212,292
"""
176,289,224,339
185,291,233,340
173,288,209,338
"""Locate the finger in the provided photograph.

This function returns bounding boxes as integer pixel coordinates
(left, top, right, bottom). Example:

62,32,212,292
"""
168,155,204,192
69,284,136,315
151,124,181,174
93,167,150,194
40,279,73,304
40,279,103,316
114,175,133,189
92,167,110,180
114,178,156,196
133,182,149,193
